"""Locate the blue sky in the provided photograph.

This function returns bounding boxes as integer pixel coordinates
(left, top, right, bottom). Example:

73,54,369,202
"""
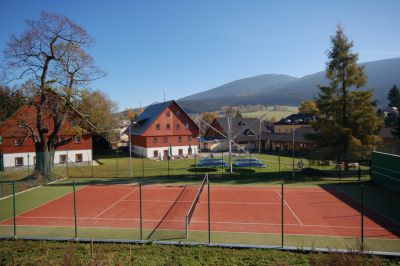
1,1,399,110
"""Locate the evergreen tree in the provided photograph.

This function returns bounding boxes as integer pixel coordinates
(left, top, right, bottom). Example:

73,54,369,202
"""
388,85,400,108
234,110,243,118
307,25,382,160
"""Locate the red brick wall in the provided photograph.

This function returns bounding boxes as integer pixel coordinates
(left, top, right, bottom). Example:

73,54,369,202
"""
0,105,92,154
131,101,199,148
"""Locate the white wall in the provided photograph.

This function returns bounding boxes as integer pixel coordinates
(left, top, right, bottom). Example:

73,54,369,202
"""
132,145,197,158
2,149,92,168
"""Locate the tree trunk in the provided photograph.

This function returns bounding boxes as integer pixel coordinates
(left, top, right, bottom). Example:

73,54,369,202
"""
34,142,55,180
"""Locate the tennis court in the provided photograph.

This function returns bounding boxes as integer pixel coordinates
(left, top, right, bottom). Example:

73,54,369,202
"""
1,181,399,241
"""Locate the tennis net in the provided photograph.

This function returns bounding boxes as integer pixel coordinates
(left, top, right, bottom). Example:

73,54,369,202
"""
185,173,208,238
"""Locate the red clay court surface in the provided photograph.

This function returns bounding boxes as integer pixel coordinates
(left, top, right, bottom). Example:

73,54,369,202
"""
1,184,399,239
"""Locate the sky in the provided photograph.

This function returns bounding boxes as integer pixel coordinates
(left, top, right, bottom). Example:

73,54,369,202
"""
0,0,399,110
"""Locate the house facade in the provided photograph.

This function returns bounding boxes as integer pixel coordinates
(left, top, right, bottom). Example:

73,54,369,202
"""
0,105,92,170
273,113,317,133
126,100,199,159
203,117,265,152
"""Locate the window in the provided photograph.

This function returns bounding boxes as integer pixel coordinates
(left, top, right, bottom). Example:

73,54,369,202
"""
163,136,168,143
178,136,182,142
176,124,180,130
244,129,255,136
14,139,22,146
163,150,169,157
15,157,23,167
75,154,83,163
178,149,183,156
153,137,158,143
166,124,170,130
156,124,161,130
185,123,189,129
59,154,67,164
176,111,180,116
153,150,159,158
166,111,171,117
75,136,81,144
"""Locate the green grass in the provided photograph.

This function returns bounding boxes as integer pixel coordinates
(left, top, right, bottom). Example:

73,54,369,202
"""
241,106,298,120
0,240,398,265
0,153,399,253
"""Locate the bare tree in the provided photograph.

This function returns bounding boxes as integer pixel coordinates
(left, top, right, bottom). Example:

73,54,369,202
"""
3,11,104,179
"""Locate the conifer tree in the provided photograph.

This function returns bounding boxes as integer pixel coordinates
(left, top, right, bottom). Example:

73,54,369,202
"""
307,25,382,161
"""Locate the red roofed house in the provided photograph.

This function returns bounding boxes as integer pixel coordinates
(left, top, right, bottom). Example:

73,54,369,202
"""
0,104,92,170
125,100,199,158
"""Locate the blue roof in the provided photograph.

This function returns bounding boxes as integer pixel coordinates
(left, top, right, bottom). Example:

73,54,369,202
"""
125,101,174,135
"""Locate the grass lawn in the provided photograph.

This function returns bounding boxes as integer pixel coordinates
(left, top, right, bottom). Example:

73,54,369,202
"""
0,153,399,253
0,240,399,265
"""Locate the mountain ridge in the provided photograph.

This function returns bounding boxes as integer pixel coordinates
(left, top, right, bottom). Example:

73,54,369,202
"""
178,57,400,113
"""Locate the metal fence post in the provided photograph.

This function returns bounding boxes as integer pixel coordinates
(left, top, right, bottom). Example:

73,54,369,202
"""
369,160,372,180
361,185,364,251
13,180,16,239
27,154,30,178
116,149,119,178
207,175,211,244
66,150,69,177
73,181,78,239
194,156,197,178
221,149,224,174
185,216,189,239
139,181,143,241
91,154,94,178
1,169,3,198
358,160,361,181
281,183,284,248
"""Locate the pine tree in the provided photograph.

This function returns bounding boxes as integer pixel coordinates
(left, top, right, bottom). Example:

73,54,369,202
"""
388,85,400,108
307,25,382,160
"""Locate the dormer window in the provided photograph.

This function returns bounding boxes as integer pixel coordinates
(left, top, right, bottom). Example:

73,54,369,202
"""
75,136,81,144
166,111,171,117
14,139,22,146
244,129,255,136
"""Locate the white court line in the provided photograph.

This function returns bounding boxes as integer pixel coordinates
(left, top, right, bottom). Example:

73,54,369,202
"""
3,224,396,241
210,187,339,193
8,216,399,231
275,190,303,226
1,183,87,222
0,177,68,201
94,187,138,218
122,199,280,205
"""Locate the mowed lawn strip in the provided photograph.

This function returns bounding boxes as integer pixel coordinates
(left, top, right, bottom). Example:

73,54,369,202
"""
0,240,399,265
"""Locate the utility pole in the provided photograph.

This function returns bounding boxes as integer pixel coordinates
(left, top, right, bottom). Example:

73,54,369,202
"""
227,116,233,173
129,122,133,178
292,128,295,179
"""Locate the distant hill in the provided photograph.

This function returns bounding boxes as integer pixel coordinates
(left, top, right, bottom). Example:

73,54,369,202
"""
178,58,400,113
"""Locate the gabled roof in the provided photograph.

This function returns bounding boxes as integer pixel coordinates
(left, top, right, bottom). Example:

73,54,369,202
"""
261,127,315,143
125,100,196,135
208,117,266,139
274,113,317,125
